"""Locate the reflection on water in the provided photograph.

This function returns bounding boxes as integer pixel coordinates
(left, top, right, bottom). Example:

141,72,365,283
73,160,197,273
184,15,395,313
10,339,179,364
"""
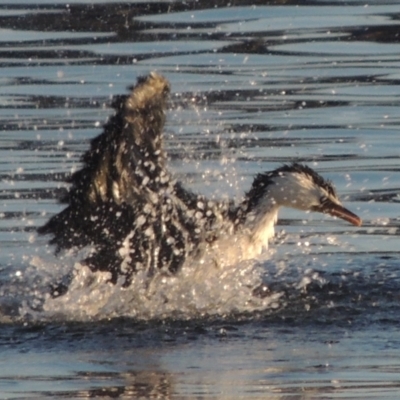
3,318,400,399
1,0,400,398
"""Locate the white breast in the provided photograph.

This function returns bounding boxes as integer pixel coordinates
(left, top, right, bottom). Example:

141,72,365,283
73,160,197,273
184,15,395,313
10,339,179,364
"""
195,206,279,269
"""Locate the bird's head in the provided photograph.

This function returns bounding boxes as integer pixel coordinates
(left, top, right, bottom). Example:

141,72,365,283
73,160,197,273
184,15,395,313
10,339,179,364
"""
246,163,361,226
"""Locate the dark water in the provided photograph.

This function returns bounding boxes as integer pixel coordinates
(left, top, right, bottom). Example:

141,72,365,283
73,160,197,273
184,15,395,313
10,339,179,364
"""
1,0,400,398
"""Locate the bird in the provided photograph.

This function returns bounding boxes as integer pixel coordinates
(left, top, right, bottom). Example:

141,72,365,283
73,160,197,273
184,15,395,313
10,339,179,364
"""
38,72,362,290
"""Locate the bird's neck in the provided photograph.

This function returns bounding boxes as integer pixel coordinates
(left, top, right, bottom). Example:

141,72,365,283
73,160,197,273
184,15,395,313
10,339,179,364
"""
239,197,280,259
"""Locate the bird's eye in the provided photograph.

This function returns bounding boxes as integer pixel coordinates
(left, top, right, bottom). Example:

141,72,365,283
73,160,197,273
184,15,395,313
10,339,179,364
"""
320,196,328,204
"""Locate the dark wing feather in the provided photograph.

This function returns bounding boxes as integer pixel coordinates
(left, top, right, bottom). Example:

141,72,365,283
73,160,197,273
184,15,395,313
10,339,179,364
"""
38,73,202,285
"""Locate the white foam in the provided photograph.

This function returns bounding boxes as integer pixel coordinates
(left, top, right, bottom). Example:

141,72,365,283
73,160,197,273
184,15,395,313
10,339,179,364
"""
20,249,282,322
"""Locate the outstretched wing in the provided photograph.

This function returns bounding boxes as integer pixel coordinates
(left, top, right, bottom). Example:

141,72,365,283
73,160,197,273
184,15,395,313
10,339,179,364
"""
38,73,201,285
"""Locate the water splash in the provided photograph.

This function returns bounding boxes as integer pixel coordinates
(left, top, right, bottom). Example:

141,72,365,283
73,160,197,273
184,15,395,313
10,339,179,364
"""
12,250,282,322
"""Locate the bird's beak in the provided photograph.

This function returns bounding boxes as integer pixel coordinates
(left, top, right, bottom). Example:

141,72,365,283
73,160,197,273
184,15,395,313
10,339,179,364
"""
321,200,362,227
